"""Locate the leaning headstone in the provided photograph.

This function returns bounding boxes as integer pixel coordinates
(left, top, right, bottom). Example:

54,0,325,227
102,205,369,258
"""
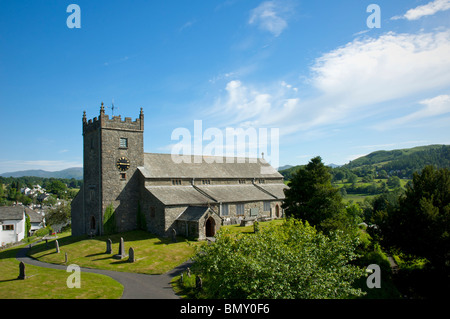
113,237,127,259
171,228,177,243
106,239,112,254
55,240,60,253
18,262,26,280
196,276,203,290
128,247,135,263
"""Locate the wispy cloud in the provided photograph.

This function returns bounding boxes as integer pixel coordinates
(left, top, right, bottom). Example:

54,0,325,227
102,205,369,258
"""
248,1,290,37
179,19,197,32
202,29,450,139
392,0,450,20
104,56,130,67
374,95,450,130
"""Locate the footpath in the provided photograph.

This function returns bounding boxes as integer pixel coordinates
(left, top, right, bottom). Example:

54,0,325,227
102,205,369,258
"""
15,242,192,299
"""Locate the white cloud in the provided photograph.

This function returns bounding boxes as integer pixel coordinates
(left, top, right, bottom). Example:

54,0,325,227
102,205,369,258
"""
179,19,196,32
204,30,450,140
392,0,450,20
310,30,450,106
249,1,289,37
375,94,450,130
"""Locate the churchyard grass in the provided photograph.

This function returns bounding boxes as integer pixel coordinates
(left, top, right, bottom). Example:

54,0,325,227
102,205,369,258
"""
0,243,123,299
222,218,285,234
28,230,198,274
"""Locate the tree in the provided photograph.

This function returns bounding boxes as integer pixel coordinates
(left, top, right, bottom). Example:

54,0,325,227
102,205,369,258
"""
347,172,358,185
381,166,450,272
46,203,71,227
192,219,366,299
282,156,345,233
47,180,67,198
387,176,401,188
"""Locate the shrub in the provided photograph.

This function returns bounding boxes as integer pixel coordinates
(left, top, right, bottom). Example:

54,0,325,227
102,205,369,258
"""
192,219,366,299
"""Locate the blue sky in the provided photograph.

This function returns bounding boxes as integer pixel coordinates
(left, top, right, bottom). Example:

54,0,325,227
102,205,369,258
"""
1,0,450,173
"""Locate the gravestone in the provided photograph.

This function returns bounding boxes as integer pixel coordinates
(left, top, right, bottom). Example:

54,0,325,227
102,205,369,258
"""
196,276,203,290
180,273,184,283
65,252,68,264
18,262,26,280
113,237,127,259
106,239,112,254
187,267,191,277
171,228,177,243
128,247,135,263
55,240,60,253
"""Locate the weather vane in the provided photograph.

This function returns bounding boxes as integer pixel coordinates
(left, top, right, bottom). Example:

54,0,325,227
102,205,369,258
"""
107,99,118,116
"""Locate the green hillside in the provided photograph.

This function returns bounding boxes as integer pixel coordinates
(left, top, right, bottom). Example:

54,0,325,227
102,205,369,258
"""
280,145,450,181
343,144,450,177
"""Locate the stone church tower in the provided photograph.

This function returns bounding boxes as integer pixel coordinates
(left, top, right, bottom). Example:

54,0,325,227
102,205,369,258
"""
71,103,144,236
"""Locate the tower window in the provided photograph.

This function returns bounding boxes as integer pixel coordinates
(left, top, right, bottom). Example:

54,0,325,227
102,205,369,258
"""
119,138,128,148
120,173,127,180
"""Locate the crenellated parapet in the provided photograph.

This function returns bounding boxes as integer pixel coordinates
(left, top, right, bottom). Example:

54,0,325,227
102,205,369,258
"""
83,102,144,135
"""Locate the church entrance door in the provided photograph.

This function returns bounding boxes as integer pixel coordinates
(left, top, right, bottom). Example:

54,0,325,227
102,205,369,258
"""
90,216,96,230
205,217,215,237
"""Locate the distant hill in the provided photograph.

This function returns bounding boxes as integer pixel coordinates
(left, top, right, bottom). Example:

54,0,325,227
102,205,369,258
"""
343,144,450,173
0,167,83,180
278,165,293,171
327,163,341,168
279,144,450,180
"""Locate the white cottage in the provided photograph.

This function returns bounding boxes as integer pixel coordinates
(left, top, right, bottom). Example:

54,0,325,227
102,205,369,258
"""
0,206,26,247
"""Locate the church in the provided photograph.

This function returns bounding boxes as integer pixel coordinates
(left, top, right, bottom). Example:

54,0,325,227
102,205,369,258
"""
71,104,287,240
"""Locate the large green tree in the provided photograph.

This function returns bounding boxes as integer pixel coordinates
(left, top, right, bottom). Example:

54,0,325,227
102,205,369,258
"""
192,219,366,299
282,156,347,233
381,166,450,271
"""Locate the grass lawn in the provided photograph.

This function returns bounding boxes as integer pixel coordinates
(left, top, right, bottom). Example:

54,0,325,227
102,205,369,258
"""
0,242,123,299
28,230,199,275
343,194,376,204
221,218,285,234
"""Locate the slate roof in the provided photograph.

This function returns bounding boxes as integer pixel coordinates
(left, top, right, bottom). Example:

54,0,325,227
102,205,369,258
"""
138,153,283,179
195,184,278,203
24,207,44,223
176,206,210,222
255,183,288,199
0,206,25,221
145,183,286,206
145,185,214,206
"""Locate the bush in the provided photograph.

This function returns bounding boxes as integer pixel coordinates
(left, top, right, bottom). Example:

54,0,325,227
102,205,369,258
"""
192,219,366,299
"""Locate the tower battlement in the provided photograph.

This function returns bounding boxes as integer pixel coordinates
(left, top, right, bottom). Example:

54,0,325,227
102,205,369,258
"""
83,102,144,134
